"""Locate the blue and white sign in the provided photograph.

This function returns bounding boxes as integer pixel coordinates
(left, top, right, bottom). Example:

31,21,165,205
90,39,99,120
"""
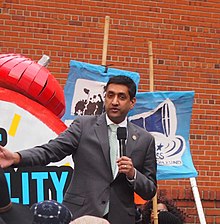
129,91,198,180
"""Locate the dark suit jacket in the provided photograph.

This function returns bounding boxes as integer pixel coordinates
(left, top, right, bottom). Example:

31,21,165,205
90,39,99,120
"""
19,113,157,224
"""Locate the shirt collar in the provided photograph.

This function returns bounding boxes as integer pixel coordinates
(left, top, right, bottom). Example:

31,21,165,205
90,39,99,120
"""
106,114,127,127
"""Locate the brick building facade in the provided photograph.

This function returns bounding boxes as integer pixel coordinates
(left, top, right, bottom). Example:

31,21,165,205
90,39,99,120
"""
1,1,220,223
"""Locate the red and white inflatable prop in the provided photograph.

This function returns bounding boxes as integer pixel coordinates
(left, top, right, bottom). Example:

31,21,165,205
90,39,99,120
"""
0,53,70,166
0,53,65,118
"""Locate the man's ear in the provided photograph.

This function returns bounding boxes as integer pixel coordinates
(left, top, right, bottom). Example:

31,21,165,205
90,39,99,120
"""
130,97,136,109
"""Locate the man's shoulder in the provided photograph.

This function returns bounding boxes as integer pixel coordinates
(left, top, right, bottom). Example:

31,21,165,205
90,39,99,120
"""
75,114,97,120
74,114,105,124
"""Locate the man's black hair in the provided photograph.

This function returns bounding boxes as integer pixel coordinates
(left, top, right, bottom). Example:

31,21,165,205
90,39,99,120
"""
105,75,137,99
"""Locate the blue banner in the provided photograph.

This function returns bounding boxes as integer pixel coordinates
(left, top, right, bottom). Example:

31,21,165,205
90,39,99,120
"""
129,91,198,180
62,60,140,124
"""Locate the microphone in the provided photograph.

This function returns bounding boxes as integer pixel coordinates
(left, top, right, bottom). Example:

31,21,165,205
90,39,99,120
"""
117,127,127,157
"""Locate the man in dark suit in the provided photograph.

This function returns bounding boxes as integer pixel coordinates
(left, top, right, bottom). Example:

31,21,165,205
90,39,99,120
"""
0,75,157,224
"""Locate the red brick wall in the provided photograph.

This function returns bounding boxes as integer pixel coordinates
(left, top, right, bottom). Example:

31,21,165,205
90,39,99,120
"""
1,1,220,223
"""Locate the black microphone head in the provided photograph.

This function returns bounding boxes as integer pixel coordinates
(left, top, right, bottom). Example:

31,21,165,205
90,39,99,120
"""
117,127,127,140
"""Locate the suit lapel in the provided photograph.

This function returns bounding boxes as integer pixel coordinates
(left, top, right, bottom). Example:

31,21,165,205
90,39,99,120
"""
126,122,139,157
94,114,112,172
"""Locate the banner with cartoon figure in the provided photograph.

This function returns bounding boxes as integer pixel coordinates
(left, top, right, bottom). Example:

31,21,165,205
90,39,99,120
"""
129,91,198,180
62,60,140,125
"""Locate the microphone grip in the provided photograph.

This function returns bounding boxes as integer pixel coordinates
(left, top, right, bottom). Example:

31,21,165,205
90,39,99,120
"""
119,140,123,157
119,139,126,157
122,139,126,156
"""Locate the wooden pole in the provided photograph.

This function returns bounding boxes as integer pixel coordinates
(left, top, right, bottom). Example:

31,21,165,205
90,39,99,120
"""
149,41,158,224
152,193,158,224
149,41,154,92
102,16,110,66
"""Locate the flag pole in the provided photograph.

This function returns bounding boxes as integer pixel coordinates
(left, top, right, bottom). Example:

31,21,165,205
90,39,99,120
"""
149,41,158,224
149,41,154,92
190,177,206,224
102,16,110,66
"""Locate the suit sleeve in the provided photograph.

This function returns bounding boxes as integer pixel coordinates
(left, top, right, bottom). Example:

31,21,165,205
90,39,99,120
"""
133,134,157,200
18,117,82,166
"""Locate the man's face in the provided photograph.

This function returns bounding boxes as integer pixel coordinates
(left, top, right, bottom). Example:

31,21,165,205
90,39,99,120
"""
104,83,136,124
